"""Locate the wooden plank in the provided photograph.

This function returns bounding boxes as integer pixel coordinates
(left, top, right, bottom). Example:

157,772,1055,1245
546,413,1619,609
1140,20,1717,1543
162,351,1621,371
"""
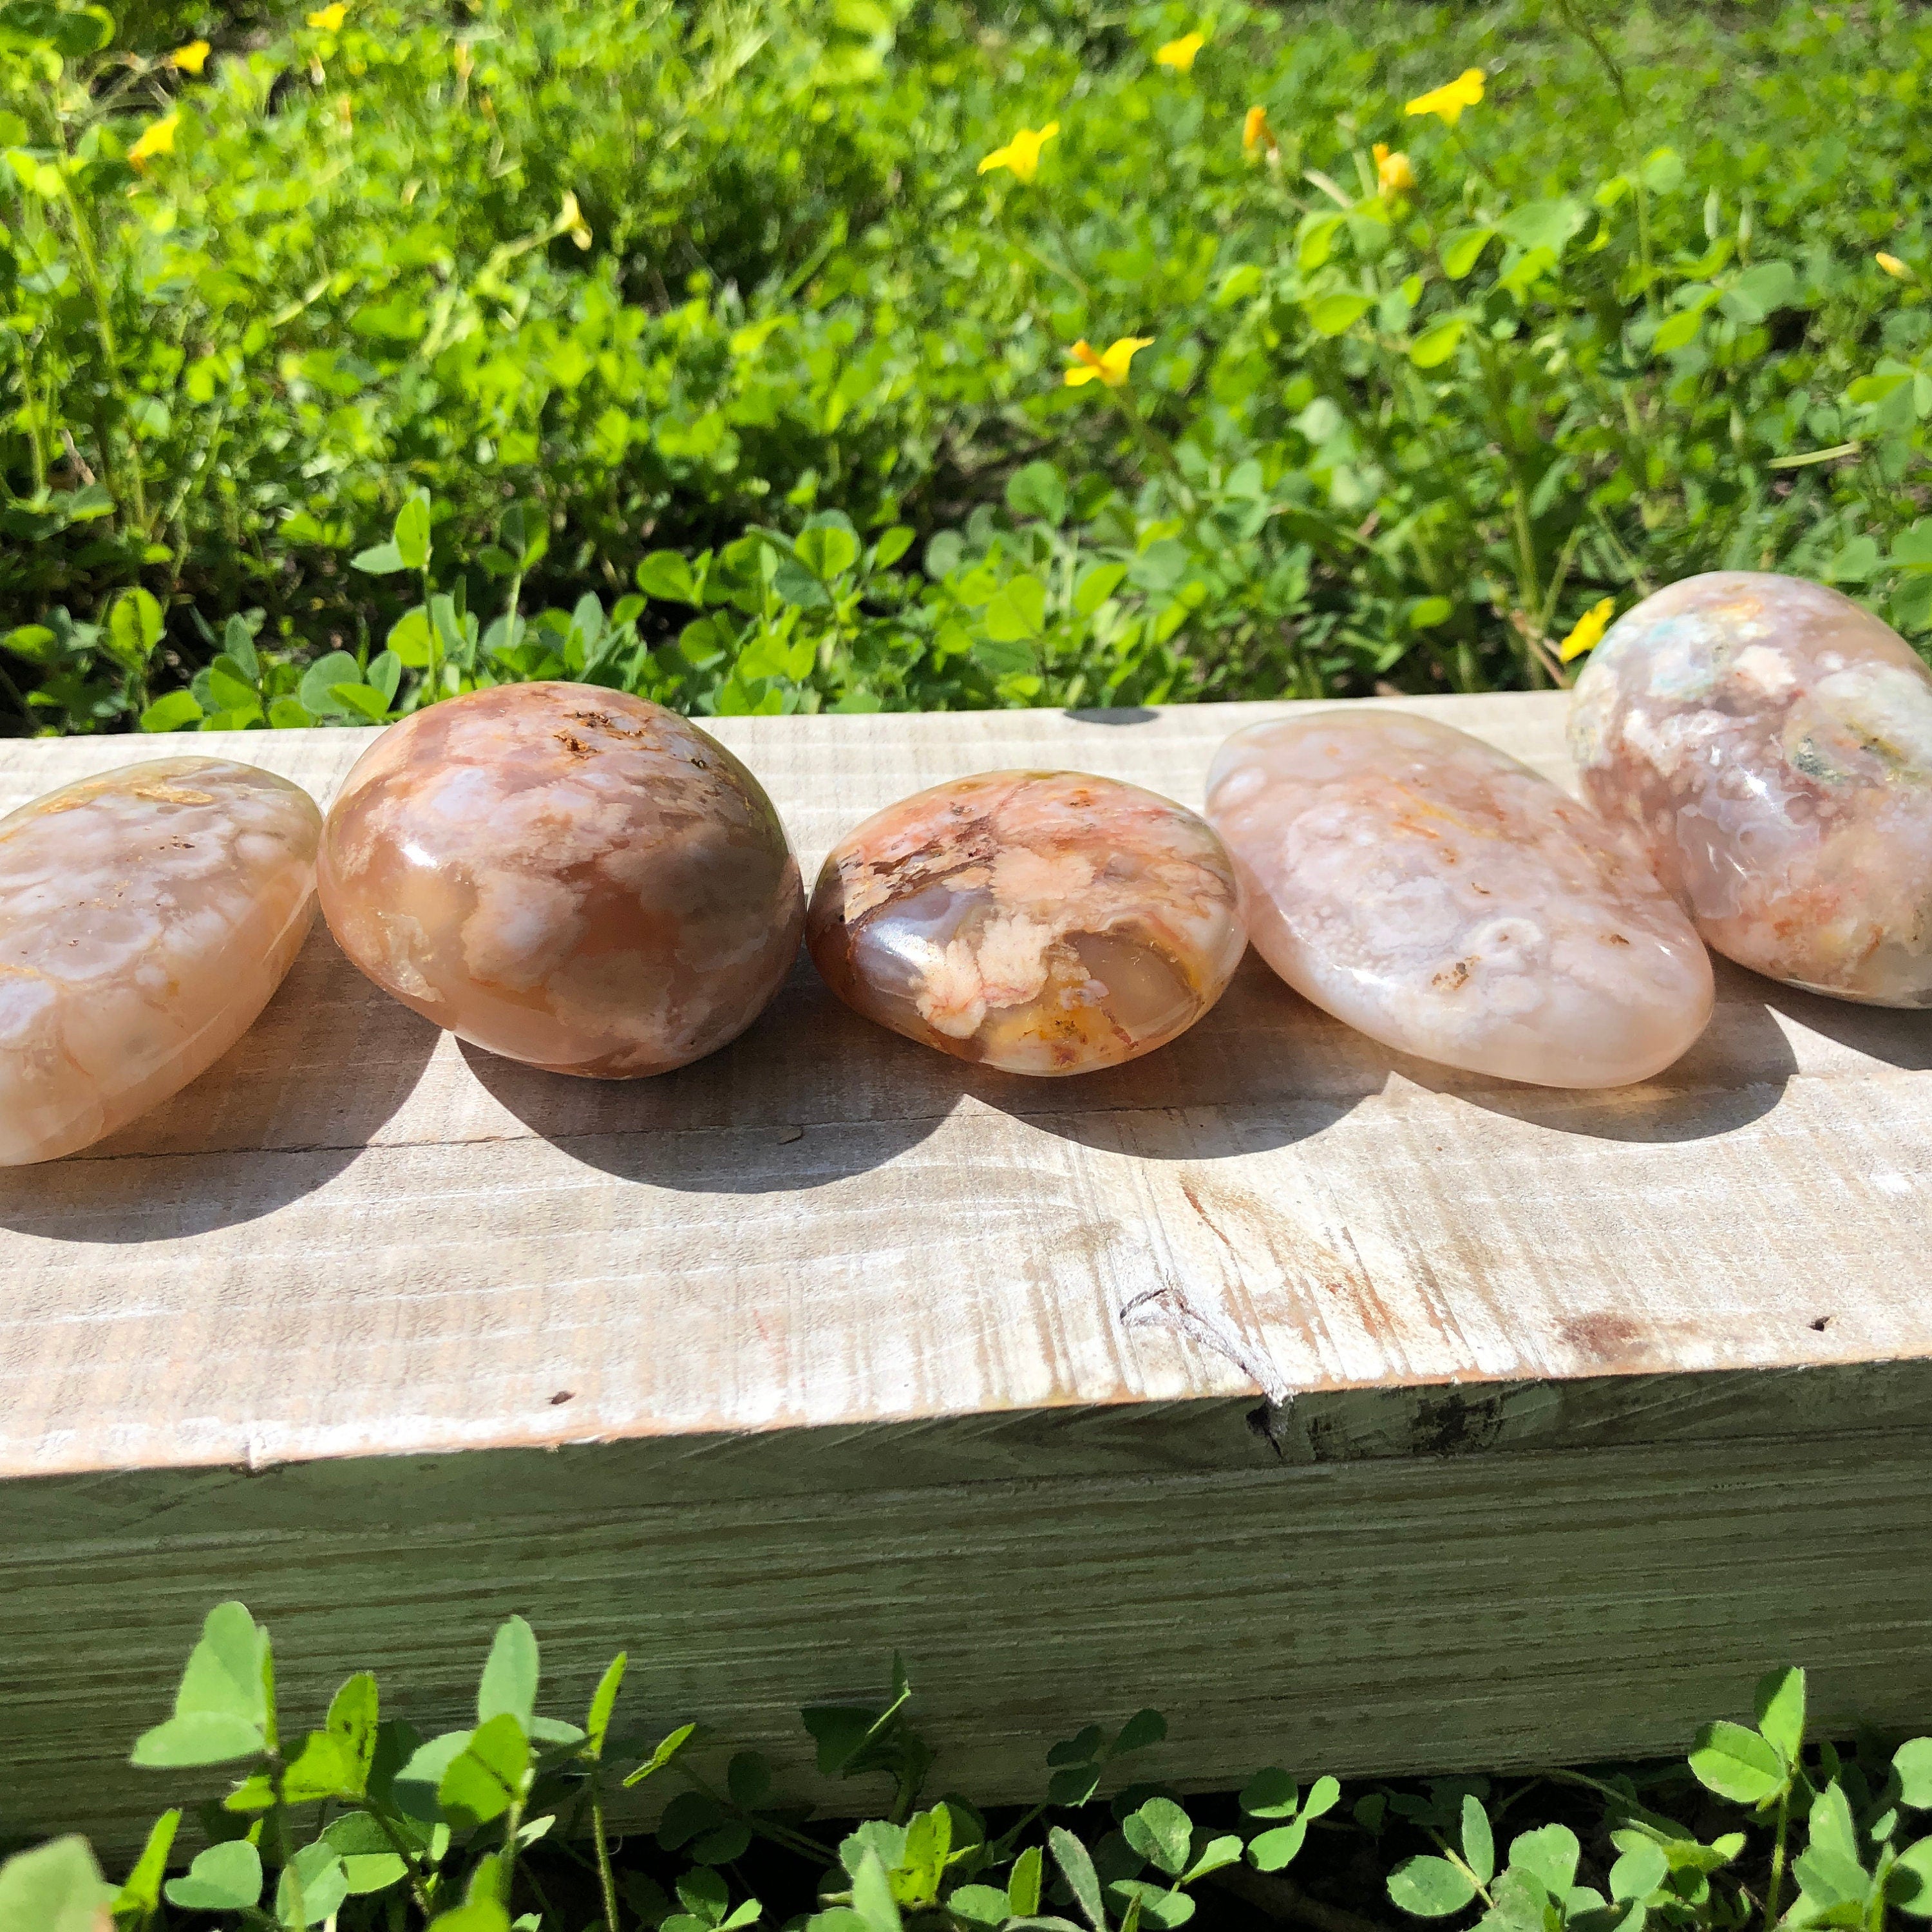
7,1419,1932,1848
4,693,1931,1845
4,694,1929,1476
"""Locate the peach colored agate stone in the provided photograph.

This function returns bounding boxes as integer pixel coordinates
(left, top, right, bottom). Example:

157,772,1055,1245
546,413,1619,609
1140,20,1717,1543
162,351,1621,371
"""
0,757,320,1165
1205,711,1712,1088
1570,572,1932,1005
806,770,1245,1075
319,683,803,1075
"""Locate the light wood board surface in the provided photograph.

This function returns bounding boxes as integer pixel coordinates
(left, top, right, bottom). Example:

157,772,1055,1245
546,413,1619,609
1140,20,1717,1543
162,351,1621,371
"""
5,692,1932,1847
3,692,1927,1478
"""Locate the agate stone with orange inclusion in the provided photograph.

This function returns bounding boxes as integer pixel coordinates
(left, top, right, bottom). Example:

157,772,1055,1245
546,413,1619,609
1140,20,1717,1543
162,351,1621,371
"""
806,770,1245,1075
319,683,804,1075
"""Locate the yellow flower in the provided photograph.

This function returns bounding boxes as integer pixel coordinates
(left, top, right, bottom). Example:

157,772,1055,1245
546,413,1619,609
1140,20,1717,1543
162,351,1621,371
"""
560,189,592,251
1242,105,1278,159
1065,336,1154,389
128,111,180,170
1374,142,1416,200
168,39,211,74
307,4,347,29
978,120,1059,185
1559,596,1616,663
1155,32,1204,72
1877,252,1911,281
1405,67,1485,128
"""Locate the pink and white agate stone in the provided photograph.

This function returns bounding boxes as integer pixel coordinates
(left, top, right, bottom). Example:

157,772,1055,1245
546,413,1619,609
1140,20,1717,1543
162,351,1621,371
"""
806,770,1245,1075
1205,710,1712,1087
1569,571,1932,1005
0,757,321,1164
319,683,804,1075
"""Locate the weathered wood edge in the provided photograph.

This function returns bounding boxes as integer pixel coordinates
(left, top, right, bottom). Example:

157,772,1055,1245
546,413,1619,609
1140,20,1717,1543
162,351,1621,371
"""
8,1358,1931,1544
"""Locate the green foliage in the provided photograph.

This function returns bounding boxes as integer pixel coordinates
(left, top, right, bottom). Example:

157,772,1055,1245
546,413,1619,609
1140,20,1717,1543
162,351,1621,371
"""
6,1615,1932,1932
6,0,1932,734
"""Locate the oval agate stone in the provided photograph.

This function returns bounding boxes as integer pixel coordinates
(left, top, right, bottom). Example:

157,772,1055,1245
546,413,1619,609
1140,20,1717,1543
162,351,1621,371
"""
0,757,321,1165
1205,711,1712,1088
319,683,803,1075
806,770,1245,1075
1570,571,1932,1005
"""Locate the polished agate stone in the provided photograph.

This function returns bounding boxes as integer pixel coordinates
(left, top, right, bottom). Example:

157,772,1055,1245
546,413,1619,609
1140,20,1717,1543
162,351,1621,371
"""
806,770,1245,1075
319,683,803,1075
0,757,320,1165
1570,572,1932,1005
1204,712,1712,1087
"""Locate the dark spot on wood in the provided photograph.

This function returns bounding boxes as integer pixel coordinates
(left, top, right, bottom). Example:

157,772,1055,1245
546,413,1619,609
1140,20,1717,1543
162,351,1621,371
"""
1245,1399,1288,1459
1558,1311,1644,1362
1810,1315,1832,1332
549,1390,575,1405
1410,1390,1508,1457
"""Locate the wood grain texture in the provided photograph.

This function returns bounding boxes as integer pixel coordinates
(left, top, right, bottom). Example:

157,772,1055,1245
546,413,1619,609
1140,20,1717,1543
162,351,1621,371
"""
4,693,1928,1477
5,693,1932,1844
8,1421,1932,1849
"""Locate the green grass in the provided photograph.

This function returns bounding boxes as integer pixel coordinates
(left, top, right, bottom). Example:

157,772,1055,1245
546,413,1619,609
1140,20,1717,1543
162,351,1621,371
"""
4,0,1932,732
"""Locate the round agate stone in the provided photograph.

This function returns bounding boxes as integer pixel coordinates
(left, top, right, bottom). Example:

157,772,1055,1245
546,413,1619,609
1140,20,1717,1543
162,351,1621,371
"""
0,757,320,1165
1205,711,1712,1088
318,683,803,1075
806,770,1245,1075
1570,572,1932,1005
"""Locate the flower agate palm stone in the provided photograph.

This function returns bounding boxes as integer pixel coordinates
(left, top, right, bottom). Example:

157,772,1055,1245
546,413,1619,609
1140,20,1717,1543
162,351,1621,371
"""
0,757,321,1165
1204,712,1712,1088
806,770,1245,1075
1570,571,1932,1005
318,683,803,1075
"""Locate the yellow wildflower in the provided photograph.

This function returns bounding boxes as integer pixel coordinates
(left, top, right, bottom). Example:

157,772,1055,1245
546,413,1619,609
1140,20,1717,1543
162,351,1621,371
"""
560,189,592,251
1374,142,1416,200
307,4,347,28
128,111,180,171
1405,67,1485,128
168,39,211,74
1155,32,1204,72
1243,105,1278,159
1559,597,1616,663
1065,336,1154,389
1877,252,1911,281
978,121,1059,185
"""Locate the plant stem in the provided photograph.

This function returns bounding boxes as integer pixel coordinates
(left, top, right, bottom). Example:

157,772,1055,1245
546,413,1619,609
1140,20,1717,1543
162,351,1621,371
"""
674,1764,836,1864
1468,332,1549,685
48,175,149,529
422,564,440,705
362,1806,436,1918
1112,387,1195,513
1763,1785,1792,1932
0,659,33,729
17,334,48,492
1550,0,1657,310
1448,126,1499,191
987,1804,1048,1865
499,1788,529,1911
589,1771,623,1932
